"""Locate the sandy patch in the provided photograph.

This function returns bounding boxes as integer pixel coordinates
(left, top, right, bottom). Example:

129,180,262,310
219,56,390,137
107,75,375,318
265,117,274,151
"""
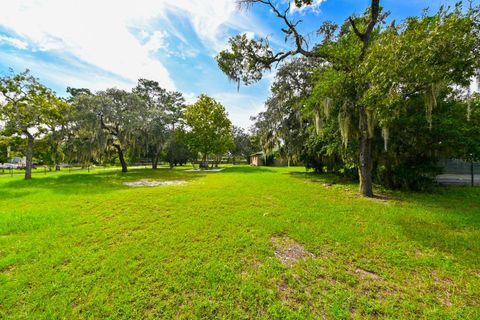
355,268,381,281
184,168,225,172
272,236,314,266
123,179,188,187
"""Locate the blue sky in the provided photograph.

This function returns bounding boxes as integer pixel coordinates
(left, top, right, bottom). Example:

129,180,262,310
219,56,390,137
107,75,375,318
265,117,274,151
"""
0,0,469,128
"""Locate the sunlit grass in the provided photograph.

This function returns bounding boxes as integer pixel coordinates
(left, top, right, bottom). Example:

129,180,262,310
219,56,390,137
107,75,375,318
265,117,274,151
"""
0,165,479,319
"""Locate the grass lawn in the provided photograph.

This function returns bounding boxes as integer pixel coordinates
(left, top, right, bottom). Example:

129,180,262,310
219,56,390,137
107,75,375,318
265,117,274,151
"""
0,165,479,319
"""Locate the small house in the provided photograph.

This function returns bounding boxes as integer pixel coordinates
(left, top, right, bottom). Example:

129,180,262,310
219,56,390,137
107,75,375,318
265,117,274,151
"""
250,152,264,166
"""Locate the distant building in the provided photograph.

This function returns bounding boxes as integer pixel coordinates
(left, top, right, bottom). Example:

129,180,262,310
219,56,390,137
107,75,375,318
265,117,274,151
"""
250,152,292,167
250,152,264,166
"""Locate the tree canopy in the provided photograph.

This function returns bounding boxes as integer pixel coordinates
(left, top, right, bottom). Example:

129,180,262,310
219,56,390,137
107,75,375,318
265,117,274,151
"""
217,0,480,196
184,95,234,168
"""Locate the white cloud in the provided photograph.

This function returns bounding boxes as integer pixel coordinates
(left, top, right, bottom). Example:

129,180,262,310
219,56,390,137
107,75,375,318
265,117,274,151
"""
143,31,168,53
0,50,134,93
0,0,275,126
0,0,267,91
0,0,176,90
212,92,267,130
0,35,28,49
290,0,326,14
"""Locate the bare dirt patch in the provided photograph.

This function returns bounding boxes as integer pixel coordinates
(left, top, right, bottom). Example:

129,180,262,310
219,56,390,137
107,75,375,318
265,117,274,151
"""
271,236,314,266
355,268,381,281
184,168,225,172
123,179,188,187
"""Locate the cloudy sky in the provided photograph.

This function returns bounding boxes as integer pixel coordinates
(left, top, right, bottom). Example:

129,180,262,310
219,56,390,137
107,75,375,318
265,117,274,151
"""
0,0,463,128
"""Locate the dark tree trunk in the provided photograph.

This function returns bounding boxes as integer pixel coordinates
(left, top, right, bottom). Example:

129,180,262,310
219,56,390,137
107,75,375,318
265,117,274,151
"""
25,132,34,180
201,153,208,169
152,153,159,169
113,144,128,173
358,106,373,197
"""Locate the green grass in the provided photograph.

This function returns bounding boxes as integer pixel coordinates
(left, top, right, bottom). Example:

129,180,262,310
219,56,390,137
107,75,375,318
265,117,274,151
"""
0,165,479,319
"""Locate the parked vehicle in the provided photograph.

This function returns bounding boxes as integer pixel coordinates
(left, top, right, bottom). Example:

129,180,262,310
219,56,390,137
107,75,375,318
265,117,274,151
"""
0,163,18,169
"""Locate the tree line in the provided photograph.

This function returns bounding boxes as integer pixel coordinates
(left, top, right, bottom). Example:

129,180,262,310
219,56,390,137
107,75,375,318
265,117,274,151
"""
216,0,480,196
0,72,256,179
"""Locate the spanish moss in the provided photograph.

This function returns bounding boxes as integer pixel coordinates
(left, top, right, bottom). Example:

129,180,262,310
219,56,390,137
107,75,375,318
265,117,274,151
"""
425,83,441,129
381,126,389,151
338,103,350,149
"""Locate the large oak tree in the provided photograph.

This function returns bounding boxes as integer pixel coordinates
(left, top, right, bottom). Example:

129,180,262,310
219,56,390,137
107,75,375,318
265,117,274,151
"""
217,0,479,197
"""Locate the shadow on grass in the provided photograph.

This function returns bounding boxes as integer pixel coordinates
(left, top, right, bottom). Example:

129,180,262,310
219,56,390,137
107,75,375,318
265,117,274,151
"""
289,170,480,265
395,214,480,266
288,171,358,186
1,168,205,198
221,166,277,174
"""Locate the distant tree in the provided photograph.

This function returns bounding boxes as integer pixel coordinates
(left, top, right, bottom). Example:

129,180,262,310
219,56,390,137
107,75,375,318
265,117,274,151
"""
132,79,187,169
164,91,186,131
133,79,169,169
0,136,23,164
230,126,255,164
0,70,69,179
164,90,187,167
252,58,315,166
66,87,92,99
165,128,192,167
70,89,145,172
185,95,234,168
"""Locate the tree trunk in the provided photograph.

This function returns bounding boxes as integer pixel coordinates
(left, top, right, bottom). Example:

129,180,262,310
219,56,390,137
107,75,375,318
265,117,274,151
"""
25,132,34,180
201,153,208,169
113,144,128,173
152,153,159,169
358,106,373,197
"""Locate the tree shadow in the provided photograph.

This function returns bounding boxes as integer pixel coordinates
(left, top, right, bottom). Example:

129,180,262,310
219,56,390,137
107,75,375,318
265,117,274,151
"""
288,170,480,265
221,166,277,174
395,214,479,267
287,171,358,187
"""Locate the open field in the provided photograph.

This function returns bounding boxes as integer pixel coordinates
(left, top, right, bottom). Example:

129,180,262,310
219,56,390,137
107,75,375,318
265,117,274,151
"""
0,166,479,319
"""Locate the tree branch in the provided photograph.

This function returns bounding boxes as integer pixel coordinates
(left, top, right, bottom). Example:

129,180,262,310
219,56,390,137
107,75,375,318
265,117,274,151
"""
349,0,380,59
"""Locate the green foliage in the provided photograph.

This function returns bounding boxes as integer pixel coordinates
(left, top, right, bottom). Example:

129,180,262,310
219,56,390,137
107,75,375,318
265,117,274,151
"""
247,3,480,190
0,136,23,163
0,70,69,139
0,70,69,178
231,126,255,162
216,34,275,86
361,4,479,129
185,95,234,165
165,129,193,167
67,88,146,171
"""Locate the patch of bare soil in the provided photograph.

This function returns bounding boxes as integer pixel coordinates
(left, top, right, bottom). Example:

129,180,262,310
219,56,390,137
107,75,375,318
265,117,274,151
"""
431,271,454,307
271,236,314,266
123,179,188,187
355,268,381,281
184,168,224,172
